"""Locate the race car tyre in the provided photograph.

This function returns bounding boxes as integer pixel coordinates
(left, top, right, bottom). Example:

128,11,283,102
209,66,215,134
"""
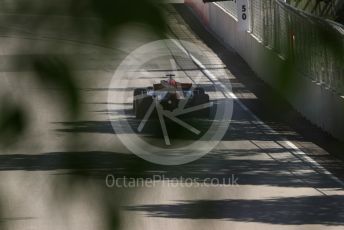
133,88,147,112
193,87,205,95
192,94,210,118
134,88,147,96
136,96,153,119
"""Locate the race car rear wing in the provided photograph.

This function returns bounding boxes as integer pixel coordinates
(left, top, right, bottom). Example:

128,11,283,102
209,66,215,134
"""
153,82,192,91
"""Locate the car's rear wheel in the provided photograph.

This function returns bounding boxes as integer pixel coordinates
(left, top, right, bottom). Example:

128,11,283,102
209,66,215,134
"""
193,87,205,95
133,88,147,112
136,96,153,119
192,94,210,118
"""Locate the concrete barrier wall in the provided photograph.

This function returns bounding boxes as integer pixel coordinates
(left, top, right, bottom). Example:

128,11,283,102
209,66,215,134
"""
184,0,210,25
185,0,344,141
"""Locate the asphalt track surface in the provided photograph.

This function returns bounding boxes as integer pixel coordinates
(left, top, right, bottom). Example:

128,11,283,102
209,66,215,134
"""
0,3,343,230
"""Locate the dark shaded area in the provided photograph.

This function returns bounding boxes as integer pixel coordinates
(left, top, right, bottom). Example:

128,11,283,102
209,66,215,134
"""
53,96,344,180
0,217,35,223
0,150,341,188
0,99,26,146
56,120,115,134
125,196,344,225
55,114,304,142
56,93,305,143
33,56,80,116
335,5,344,24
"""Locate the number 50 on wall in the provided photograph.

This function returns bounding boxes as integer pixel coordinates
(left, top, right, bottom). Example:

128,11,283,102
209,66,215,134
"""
236,0,250,31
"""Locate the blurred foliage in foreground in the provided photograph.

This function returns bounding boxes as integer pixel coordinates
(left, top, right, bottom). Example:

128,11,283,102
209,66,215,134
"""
0,1,168,229
0,0,167,146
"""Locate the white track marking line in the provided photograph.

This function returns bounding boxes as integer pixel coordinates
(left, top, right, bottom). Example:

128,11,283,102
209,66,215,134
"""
170,38,344,187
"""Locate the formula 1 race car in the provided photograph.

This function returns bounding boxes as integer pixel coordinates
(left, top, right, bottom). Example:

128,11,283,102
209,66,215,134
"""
133,74,210,119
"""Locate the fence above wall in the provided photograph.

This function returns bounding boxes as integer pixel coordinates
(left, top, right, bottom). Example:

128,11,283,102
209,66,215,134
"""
214,0,344,95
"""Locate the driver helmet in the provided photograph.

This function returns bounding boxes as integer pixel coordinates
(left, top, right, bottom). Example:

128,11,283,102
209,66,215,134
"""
167,79,177,87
